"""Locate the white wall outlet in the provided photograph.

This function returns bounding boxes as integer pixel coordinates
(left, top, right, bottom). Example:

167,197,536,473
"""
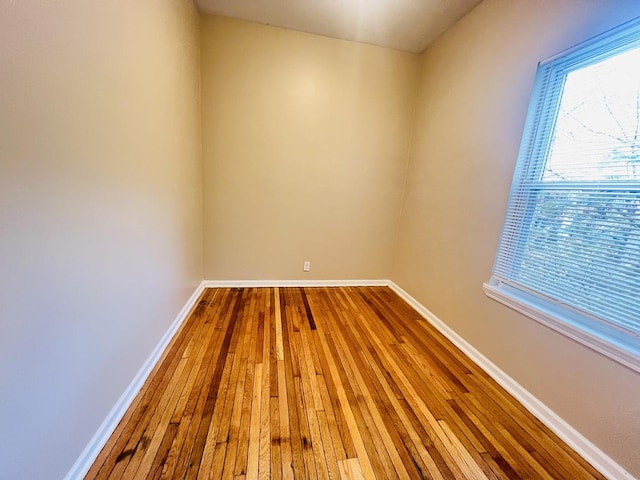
303,261,311,272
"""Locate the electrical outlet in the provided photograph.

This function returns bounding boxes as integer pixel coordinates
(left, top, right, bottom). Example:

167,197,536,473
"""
303,261,311,272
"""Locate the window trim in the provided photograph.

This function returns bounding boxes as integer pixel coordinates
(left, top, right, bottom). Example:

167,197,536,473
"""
484,281,640,373
486,16,640,372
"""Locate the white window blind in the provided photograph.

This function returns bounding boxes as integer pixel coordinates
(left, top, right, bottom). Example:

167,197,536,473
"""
488,17,640,369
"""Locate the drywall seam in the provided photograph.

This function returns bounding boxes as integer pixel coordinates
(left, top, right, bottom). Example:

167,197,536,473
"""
389,58,422,279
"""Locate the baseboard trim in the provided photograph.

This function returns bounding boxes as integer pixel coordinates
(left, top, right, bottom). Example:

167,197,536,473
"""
65,278,633,480
64,281,206,480
387,281,634,480
203,279,389,288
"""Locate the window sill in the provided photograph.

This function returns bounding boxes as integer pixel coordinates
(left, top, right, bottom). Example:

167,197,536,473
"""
483,281,640,374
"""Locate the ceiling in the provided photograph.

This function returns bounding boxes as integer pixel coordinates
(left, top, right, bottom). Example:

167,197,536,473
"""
195,0,482,53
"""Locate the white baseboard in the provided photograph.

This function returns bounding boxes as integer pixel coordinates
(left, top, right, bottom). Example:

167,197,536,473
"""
387,281,635,480
64,281,206,480
203,279,389,288
65,278,633,480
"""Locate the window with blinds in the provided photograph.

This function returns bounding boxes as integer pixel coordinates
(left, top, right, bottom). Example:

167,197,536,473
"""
485,17,640,371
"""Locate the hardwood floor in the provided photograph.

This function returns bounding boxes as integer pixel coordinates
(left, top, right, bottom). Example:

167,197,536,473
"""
86,287,605,479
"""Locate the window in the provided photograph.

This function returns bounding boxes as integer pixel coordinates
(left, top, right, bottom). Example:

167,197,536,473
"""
485,17,640,372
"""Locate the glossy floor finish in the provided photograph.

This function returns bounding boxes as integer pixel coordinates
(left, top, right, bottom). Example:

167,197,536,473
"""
86,287,605,479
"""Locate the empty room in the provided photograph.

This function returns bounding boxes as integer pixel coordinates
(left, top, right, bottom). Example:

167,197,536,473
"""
2,0,640,479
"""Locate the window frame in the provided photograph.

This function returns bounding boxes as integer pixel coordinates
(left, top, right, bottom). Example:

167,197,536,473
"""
485,17,640,373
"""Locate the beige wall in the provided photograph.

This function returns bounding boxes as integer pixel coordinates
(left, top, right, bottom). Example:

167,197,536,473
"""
3,1,639,477
0,1,202,478
392,0,640,476
201,16,419,280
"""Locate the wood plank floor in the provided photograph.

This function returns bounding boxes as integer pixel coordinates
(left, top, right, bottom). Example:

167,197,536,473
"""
86,287,605,479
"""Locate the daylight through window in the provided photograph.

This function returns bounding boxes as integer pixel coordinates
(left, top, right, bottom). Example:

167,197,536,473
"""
485,17,640,371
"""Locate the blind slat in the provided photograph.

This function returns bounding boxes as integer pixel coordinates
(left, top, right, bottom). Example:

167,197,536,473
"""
493,16,640,338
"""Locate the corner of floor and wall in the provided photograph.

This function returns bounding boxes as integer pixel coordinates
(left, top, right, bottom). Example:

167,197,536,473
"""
2,1,640,479
0,1,204,479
